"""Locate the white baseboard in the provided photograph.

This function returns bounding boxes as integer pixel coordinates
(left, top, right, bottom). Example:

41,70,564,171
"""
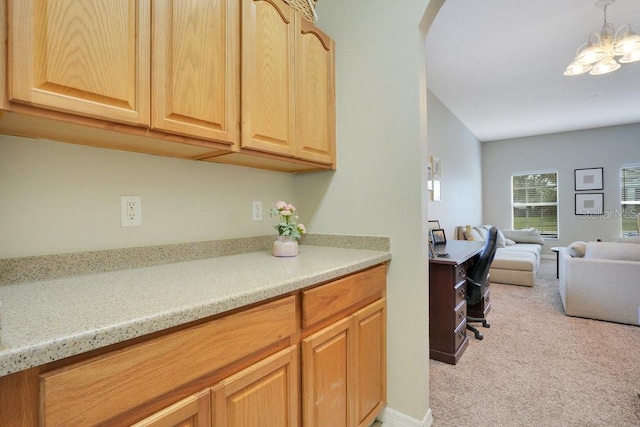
377,407,433,426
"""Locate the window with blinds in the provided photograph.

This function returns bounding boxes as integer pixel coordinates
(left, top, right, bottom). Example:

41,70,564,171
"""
621,165,640,235
512,172,558,238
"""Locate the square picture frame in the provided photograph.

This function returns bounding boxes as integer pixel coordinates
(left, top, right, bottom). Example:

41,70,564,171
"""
575,167,603,191
432,228,447,244
431,156,441,180
575,193,604,215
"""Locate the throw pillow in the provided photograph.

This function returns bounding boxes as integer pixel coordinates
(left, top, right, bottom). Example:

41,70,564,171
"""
463,231,475,241
567,241,587,257
470,226,487,242
496,228,507,248
501,228,545,245
505,238,516,246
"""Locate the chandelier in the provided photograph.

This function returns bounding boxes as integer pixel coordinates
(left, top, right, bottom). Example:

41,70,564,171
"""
564,0,640,76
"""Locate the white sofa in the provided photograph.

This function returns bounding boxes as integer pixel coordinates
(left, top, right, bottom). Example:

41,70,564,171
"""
455,226,543,287
558,241,640,326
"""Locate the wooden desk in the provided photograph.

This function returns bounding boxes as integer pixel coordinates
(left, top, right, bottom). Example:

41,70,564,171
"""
429,240,484,364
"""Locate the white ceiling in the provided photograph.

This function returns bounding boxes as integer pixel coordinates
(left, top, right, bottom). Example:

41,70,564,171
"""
425,0,640,142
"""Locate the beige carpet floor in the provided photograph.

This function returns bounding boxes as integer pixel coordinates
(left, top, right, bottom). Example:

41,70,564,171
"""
429,258,640,427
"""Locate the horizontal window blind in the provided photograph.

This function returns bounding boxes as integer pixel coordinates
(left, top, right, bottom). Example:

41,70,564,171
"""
512,173,558,237
621,165,640,235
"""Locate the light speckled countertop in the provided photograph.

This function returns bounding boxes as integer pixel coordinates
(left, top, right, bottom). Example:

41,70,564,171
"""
0,245,390,377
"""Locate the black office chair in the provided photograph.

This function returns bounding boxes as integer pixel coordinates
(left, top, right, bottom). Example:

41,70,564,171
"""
466,226,498,340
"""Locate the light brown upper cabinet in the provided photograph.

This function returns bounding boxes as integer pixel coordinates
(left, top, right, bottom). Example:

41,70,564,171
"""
296,18,335,165
240,0,335,165
241,0,296,157
4,0,335,171
152,0,239,145
8,0,151,126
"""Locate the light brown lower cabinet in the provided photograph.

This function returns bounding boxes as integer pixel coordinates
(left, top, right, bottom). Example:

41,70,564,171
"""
211,346,298,426
302,299,386,427
0,264,386,427
133,346,298,427
130,389,212,427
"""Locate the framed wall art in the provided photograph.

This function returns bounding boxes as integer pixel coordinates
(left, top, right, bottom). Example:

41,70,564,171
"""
431,156,442,201
431,156,441,180
575,193,604,215
575,167,603,191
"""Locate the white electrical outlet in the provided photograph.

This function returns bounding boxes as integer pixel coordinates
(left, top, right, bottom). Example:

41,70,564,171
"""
252,201,263,221
121,196,142,227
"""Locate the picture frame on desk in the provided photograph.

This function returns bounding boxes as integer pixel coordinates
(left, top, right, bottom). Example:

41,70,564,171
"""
432,228,446,244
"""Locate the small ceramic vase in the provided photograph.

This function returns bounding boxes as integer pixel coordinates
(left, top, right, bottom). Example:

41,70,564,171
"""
273,236,299,257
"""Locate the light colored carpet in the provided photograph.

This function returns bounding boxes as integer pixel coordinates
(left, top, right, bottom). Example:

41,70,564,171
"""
429,258,640,427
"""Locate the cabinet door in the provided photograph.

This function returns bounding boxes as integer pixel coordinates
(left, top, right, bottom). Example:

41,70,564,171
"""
241,0,296,156
131,389,211,427
302,316,352,427
152,0,239,145
296,18,335,165
353,299,386,427
8,0,150,125
211,346,298,427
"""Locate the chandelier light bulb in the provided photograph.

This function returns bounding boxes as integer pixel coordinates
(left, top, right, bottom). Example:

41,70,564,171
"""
613,30,640,55
575,42,607,64
564,61,593,76
618,49,640,63
590,56,621,75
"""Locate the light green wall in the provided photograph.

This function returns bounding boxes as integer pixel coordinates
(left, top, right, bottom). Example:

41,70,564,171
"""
298,0,434,422
0,136,295,258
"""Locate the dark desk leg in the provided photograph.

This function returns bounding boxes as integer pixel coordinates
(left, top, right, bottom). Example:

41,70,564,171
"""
555,252,559,278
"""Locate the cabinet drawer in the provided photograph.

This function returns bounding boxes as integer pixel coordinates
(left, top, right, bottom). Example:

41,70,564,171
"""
454,300,466,330
454,280,466,307
454,264,466,283
468,289,491,319
41,296,296,426
454,320,467,351
302,264,386,328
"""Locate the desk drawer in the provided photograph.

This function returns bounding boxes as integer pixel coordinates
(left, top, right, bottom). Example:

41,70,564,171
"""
468,289,491,319
454,320,467,351
454,300,466,330
454,280,466,307
454,264,466,283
